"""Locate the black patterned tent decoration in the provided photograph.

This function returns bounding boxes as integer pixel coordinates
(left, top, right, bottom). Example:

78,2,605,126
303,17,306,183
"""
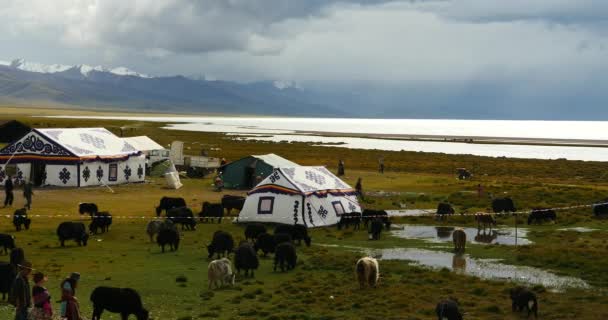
59,168,71,184
83,166,91,182
124,165,132,181
96,166,104,181
137,164,144,179
79,133,106,149
0,134,72,157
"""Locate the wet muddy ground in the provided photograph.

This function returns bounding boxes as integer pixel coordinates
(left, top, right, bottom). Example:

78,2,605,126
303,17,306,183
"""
391,224,532,246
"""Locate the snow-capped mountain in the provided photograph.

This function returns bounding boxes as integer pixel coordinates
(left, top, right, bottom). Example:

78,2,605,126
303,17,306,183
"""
5,58,152,78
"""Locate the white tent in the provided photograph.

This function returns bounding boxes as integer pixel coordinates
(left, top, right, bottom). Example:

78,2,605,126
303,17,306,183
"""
0,128,145,187
238,166,361,227
122,136,164,152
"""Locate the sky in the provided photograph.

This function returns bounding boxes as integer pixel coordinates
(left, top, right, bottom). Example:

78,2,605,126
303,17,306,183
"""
1,0,608,118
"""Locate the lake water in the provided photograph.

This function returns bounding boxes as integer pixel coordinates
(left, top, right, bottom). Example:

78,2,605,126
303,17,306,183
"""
48,116,608,161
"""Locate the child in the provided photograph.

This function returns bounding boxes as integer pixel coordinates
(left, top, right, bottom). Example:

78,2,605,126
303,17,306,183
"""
30,272,52,320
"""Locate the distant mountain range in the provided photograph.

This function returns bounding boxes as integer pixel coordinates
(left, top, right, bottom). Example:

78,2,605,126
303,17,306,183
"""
0,59,339,116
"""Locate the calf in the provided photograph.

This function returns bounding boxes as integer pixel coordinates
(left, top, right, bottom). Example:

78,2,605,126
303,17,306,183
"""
436,298,463,320
254,233,276,256
274,242,297,272
368,219,383,240
90,286,149,320
208,258,235,289
510,286,538,319
79,203,99,215
167,207,197,231
89,211,112,234
492,197,516,213
355,257,379,289
337,212,361,230
207,231,234,259
222,195,245,215
475,213,496,230
57,222,89,247
157,228,180,252
0,262,16,300
0,234,16,254
528,208,556,225
199,202,224,224
274,224,311,247
234,241,259,277
13,208,31,231
155,197,186,217
244,223,267,241
452,228,466,253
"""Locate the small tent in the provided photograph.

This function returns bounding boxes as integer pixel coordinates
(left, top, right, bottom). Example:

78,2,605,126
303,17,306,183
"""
220,153,299,189
238,166,361,227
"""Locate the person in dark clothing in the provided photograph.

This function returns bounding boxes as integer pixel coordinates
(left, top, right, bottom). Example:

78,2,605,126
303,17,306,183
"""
355,178,364,200
4,175,14,208
12,260,32,320
23,181,33,210
337,160,345,176
378,157,385,174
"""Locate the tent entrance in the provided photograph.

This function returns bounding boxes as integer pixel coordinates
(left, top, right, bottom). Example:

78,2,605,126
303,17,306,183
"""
245,159,258,189
30,161,46,186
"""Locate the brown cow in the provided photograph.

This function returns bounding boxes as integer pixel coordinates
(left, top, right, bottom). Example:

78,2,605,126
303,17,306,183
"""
453,228,466,253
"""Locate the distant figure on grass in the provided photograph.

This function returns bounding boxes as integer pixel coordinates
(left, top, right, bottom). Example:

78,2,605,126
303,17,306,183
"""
378,157,385,174
477,183,484,198
11,260,32,320
220,158,227,167
355,257,379,289
60,272,83,320
4,175,14,208
214,172,224,192
452,228,466,253
337,160,345,176
355,178,363,200
30,272,53,320
23,181,33,210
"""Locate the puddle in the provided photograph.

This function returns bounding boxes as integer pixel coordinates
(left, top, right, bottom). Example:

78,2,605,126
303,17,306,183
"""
558,227,599,233
386,209,435,217
391,224,531,246
370,248,589,291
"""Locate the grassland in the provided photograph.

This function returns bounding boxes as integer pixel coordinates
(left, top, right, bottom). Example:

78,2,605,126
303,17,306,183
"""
0,109,607,319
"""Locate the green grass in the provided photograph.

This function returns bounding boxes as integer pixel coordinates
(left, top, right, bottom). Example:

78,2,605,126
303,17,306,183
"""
0,112,607,318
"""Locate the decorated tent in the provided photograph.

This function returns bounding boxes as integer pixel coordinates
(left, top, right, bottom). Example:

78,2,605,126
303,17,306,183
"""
122,136,164,153
220,153,299,189
238,166,361,227
0,128,145,187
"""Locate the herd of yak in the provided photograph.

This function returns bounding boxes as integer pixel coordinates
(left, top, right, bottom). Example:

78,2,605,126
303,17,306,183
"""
0,194,607,319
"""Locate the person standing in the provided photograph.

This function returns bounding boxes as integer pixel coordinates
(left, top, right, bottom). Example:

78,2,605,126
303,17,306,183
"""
11,260,32,320
355,178,364,200
477,184,484,198
23,181,33,210
378,157,385,174
4,175,14,208
29,272,53,320
60,273,82,320
337,160,345,176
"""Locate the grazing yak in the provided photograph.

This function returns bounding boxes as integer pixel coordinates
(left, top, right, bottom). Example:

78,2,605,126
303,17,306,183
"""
199,202,224,223
90,286,149,320
337,212,362,230
155,197,186,217
244,223,267,241
436,298,463,320
234,241,259,277
89,212,112,234
0,234,16,254
362,209,391,229
57,222,89,247
274,242,297,272
355,257,379,289
146,220,175,242
254,233,276,256
593,201,608,217
273,233,293,245
452,228,466,253
10,248,25,268
208,258,235,289
369,219,383,240
13,208,31,231
436,202,455,220
167,207,197,231
221,195,246,215
475,213,496,230
274,224,311,247
527,208,557,225
510,286,538,319
0,262,16,300
474,230,498,244
79,203,99,215
207,231,235,259
157,228,180,253
492,197,516,213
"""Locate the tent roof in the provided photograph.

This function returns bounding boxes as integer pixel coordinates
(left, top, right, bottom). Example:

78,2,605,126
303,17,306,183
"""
122,136,164,152
35,128,139,158
251,153,298,168
250,166,354,195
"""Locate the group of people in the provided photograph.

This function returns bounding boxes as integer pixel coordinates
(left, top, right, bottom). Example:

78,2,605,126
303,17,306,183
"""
12,262,82,320
3,175,34,209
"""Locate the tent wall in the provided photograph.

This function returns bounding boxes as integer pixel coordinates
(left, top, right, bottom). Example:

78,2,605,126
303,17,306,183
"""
79,155,146,187
222,156,254,189
46,164,78,187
